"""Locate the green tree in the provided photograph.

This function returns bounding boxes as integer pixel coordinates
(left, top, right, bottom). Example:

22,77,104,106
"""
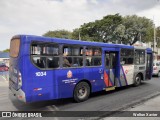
73,14,154,45
43,29,72,39
72,22,99,41
114,24,127,44
44,14,154,45
72,14,123,43
122,15,154,45
3,49,10,52
96,14,123,43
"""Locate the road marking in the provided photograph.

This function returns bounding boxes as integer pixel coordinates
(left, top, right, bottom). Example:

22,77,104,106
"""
46,105,59,111
1,75,7,80
0,75,9,83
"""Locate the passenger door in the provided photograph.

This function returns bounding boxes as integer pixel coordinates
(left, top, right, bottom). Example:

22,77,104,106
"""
104,51,117,88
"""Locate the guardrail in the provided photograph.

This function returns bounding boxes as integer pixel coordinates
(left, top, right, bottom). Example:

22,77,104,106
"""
0,71,9,81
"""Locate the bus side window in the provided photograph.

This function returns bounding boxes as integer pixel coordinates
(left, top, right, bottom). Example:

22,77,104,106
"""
40,59,45,68
47,57,59,68
121,48,134,65
33,57,46,68
86,59,91,66
128,58,133,64
67,57,72,64
85,47,102,66
73,57,83,67
63,45,83,67
31,42,59,69
91,57,101,66
134,50,145,65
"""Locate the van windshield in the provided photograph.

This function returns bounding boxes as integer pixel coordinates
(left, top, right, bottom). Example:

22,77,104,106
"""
10,39,20,57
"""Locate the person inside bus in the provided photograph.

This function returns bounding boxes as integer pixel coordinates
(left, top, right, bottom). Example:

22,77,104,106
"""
63,53,71,67
37,58,45,68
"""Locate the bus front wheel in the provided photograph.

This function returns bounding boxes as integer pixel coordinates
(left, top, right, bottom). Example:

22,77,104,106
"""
73,82,90,102
133,74,141,87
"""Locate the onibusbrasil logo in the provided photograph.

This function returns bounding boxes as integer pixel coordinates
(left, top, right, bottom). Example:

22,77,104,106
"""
1,112,42,118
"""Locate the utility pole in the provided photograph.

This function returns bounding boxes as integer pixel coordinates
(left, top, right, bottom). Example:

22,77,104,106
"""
153,23,156,60
157,37,160,55
139,33,142,46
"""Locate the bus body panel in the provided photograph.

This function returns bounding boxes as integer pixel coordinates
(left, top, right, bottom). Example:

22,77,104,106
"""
120,65,134,85
134,64,146,80
9,36,27,102
24,66,106,102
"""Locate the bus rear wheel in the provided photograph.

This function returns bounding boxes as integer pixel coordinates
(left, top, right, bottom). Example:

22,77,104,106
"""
73,82,90,102
133,74,141,86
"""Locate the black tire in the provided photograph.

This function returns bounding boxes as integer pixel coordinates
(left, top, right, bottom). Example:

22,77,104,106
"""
73,82,90,102
133,74,141,87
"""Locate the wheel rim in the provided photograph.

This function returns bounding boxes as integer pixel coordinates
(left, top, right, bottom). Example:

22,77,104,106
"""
136,76,141,85
77,86,87,99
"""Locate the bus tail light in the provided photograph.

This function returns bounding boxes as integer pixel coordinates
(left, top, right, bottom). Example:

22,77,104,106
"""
18,72,22,87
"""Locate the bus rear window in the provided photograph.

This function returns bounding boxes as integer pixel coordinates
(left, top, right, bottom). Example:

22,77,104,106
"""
10,39,20,57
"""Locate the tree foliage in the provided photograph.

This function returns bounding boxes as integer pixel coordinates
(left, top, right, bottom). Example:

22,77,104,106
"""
72,14,154,44
43,30,72,39
72,14,123,43
3,49,10,52
122,15,154,45
43,14,154,45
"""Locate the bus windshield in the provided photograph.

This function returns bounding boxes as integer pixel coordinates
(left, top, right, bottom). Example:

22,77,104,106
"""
10,39,20,57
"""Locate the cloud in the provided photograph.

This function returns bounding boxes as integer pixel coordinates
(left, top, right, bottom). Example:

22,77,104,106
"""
137,5,160,26
111,0,158,11
0,0,160,50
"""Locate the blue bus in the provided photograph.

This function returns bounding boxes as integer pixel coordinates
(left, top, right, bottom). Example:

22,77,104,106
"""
9,35,153,103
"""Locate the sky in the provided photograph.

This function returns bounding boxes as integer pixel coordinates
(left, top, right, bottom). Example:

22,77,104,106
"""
0,0,160,51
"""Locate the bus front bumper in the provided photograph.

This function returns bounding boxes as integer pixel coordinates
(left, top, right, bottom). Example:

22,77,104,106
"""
9,87,26,103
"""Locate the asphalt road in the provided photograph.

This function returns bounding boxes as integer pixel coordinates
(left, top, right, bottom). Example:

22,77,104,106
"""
0,76,160,120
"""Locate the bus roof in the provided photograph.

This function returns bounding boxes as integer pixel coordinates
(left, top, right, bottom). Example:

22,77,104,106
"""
11,35,152,50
